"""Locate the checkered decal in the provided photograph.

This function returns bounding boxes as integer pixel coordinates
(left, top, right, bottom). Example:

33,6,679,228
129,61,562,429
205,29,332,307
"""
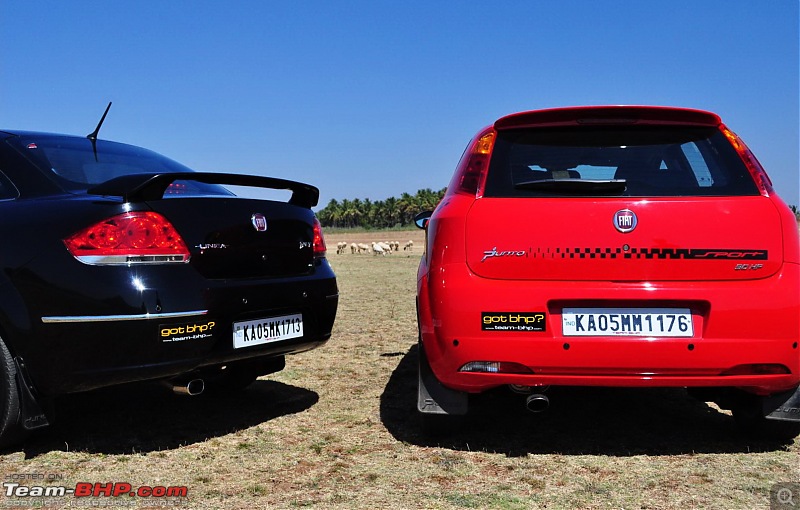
530,248,768,260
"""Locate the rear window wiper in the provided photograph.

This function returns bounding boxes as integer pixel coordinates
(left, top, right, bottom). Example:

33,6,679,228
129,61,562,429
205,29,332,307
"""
514,179,627,195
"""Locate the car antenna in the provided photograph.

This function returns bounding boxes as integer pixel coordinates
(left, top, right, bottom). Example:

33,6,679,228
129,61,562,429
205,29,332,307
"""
87,102,112,161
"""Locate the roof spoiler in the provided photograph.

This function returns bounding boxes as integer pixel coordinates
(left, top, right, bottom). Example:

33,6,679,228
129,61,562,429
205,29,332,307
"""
494,106,722,130
87,172,319,208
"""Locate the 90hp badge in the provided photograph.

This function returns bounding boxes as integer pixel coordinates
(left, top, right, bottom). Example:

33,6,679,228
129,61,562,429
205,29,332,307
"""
613,209,637,233
251,213,268,232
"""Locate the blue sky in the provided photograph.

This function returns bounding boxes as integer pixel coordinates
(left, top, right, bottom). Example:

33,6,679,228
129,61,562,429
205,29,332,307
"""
1,1,798,207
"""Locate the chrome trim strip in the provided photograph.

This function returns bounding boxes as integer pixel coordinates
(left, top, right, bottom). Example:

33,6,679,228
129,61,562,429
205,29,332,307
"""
41,310,208,324
75,255,191,266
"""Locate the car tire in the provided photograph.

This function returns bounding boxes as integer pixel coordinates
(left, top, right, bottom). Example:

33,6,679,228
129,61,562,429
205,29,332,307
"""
0,337,27,449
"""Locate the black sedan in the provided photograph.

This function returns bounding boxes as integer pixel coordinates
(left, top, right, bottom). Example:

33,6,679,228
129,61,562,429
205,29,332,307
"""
0,127,338,448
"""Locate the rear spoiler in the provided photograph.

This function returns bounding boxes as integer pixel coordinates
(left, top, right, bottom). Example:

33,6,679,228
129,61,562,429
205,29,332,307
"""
494,106,722,130
87,172,320,208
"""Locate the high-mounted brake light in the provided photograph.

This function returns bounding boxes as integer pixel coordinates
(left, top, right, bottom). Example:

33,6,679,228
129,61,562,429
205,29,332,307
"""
450,129,496,197
720,125,774,196
64,212,190,265
312,217,327,258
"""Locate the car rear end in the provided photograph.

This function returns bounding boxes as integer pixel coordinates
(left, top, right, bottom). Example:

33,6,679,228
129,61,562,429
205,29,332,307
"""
0,133,338,396
417,106,800,427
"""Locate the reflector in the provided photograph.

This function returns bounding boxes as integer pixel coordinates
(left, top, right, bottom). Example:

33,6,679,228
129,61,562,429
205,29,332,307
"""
458,361,533,374
722,364,790,376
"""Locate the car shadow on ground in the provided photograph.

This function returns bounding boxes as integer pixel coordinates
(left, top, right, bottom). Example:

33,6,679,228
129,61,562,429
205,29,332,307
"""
380,344,796,456
19,380,317,458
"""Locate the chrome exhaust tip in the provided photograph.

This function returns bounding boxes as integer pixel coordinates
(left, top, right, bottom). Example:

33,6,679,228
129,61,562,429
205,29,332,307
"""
170,378,205,396
525,393,550,413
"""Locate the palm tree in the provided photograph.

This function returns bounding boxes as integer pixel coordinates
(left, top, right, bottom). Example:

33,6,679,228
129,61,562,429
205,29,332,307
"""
315,188,448,229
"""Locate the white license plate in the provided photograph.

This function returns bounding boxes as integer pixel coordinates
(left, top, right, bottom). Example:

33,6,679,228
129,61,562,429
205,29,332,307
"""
233,313,303,348
562,308,693,337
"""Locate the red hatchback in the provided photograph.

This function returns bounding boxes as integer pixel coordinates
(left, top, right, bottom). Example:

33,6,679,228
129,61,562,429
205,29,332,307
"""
415,106,800,435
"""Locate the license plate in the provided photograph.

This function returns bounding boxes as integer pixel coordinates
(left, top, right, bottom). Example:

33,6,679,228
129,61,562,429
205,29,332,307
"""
233,313,303,348
562,308,693,337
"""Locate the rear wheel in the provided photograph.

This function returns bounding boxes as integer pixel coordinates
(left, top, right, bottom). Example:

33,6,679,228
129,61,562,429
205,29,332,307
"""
0,337,26,449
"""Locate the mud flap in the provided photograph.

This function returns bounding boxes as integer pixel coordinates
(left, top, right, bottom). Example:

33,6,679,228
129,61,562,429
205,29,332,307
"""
13,358,49,430
417,344,467,415
764,386,800,422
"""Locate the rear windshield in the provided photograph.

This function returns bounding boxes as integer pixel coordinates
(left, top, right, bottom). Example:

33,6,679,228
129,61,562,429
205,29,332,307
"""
8,135,230,197
483,126,759,198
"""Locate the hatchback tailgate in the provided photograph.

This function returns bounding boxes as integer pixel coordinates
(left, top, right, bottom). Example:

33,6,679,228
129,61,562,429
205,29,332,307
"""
465,196,783,281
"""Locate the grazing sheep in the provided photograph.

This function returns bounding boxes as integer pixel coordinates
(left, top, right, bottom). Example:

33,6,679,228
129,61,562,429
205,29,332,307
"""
377,242,392,254
357,243,370,254
403,240,414,251
350,243,358,254
336,242,348,254
371,242,386,256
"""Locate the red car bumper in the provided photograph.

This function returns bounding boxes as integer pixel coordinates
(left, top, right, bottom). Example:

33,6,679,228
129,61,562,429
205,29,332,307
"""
418,262,800,396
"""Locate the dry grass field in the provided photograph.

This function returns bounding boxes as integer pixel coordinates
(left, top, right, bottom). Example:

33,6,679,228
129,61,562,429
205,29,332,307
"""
0,228,797,509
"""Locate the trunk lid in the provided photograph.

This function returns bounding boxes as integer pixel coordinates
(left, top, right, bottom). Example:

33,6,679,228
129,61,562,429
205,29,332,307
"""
84,172,321,280
149,197,316,279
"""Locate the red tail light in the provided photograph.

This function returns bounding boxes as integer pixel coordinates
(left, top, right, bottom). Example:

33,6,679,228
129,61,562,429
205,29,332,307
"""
449,129,496,197
64,212,190,265
720,125,774,196
312,217,327,257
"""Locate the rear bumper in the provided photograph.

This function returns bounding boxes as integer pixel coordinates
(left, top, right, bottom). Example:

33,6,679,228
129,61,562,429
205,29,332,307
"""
418,262,800,395
13,262,338,395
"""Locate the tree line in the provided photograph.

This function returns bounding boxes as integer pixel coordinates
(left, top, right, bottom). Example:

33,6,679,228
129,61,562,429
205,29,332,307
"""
316,188,446,229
